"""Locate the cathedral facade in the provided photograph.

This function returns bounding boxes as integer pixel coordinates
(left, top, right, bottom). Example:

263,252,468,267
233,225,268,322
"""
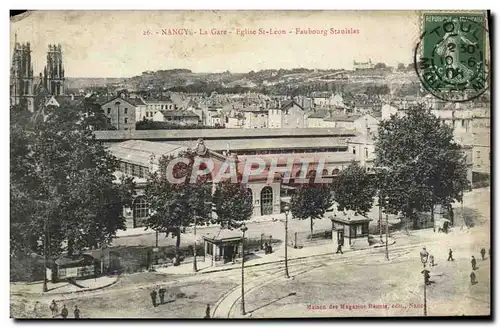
10,39,34,112
43,44,65,97
10,36,65,112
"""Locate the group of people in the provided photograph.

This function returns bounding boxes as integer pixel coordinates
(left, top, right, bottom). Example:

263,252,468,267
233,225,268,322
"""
150,286,167,307
470,247,490,285
263,243,273,254
42,300,80,319
421,246,490,286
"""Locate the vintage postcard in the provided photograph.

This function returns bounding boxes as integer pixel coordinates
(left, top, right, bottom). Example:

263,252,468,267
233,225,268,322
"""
10,10,491,319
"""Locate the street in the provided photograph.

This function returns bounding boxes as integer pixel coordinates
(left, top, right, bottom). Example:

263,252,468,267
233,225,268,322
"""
10,188,490,318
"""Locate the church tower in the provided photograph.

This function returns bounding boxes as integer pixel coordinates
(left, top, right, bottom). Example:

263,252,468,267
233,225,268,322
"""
10,34,35,112
43,43,65,96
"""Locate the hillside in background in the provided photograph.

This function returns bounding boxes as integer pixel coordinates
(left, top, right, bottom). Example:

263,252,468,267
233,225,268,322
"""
67,67,420,97
65,77,127,90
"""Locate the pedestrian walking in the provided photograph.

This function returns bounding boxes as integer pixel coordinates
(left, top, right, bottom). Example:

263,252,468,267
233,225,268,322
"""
158,286,166,305
74,305,80,319
447,249,454,261
480,248,486,260
61,305,68,319
150,288,158,308
204,304,211,319
335,244,343,254
470,271,477,285
33,301,40,318
471,256,477,270
429,254,435,267
49,300,58,318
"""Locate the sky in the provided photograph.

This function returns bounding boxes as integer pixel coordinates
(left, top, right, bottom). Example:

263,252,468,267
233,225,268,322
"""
10,10,423,78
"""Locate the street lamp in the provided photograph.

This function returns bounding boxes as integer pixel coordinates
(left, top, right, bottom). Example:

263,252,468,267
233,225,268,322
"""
193,211,198,273
43,216,49,292
420,248,429,316
374,166,390,261
284,204,291,278
193,201,213,273
240,223,248,315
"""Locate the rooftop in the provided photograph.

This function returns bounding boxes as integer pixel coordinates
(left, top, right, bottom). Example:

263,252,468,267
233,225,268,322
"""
202,229,243,243
128,97,147,106
107,140,187,166
160,110,200,118
241,107,267,113
324,115,361,122
174,137,352,152
143,97,173,103
329,214,371,224
307,109,330,119
94,128,357,142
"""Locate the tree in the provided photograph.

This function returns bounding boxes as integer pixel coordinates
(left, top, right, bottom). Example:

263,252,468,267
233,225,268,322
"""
397,63,406,70
374,62,387,69
332,161,376,217
374,105,470,229
290,182,334,238
80,97,117,131
10,104,135,260
212,178,253,229
145,150,212,266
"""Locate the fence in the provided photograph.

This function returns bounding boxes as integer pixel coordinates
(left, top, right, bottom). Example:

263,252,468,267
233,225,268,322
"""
288,229,333,249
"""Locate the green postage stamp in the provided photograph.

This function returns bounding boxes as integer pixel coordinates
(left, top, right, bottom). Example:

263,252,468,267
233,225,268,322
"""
415,12,490,102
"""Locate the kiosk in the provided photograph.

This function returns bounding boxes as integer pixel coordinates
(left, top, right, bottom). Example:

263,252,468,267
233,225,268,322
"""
330,214,371,250
202,230,243,266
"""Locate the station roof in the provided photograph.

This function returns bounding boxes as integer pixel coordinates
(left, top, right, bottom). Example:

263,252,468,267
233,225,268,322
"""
107,140,187,166
172,137,351,152
94,127,357,142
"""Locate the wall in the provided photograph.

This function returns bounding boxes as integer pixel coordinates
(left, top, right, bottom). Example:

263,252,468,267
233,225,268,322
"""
101,99,136,131
135,105,148,122
268,108,282,128
307,117,325,128
247,182,281,217
243,112,268,129
282,104,306,129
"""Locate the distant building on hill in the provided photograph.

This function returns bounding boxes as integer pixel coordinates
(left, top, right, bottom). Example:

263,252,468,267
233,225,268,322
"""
353,59,375,70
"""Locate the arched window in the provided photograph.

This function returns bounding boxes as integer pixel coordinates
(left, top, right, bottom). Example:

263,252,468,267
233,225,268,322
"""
332,168,340,176
260,186,273,216
133,196,149,219
247,188,253,206
322,168,329,177
307,170,317,181
291,169,302,184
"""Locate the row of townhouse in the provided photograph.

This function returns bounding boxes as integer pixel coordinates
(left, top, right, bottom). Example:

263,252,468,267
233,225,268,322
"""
100,94,203,130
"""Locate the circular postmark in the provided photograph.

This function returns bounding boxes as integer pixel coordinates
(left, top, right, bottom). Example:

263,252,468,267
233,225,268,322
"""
414,15,490,103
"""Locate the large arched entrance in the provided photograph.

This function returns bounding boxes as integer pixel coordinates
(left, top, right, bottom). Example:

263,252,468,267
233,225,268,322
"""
260,186,273,216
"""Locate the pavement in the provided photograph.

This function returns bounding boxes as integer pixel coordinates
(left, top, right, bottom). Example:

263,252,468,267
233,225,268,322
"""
10,275,119,296
154,235,399,275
